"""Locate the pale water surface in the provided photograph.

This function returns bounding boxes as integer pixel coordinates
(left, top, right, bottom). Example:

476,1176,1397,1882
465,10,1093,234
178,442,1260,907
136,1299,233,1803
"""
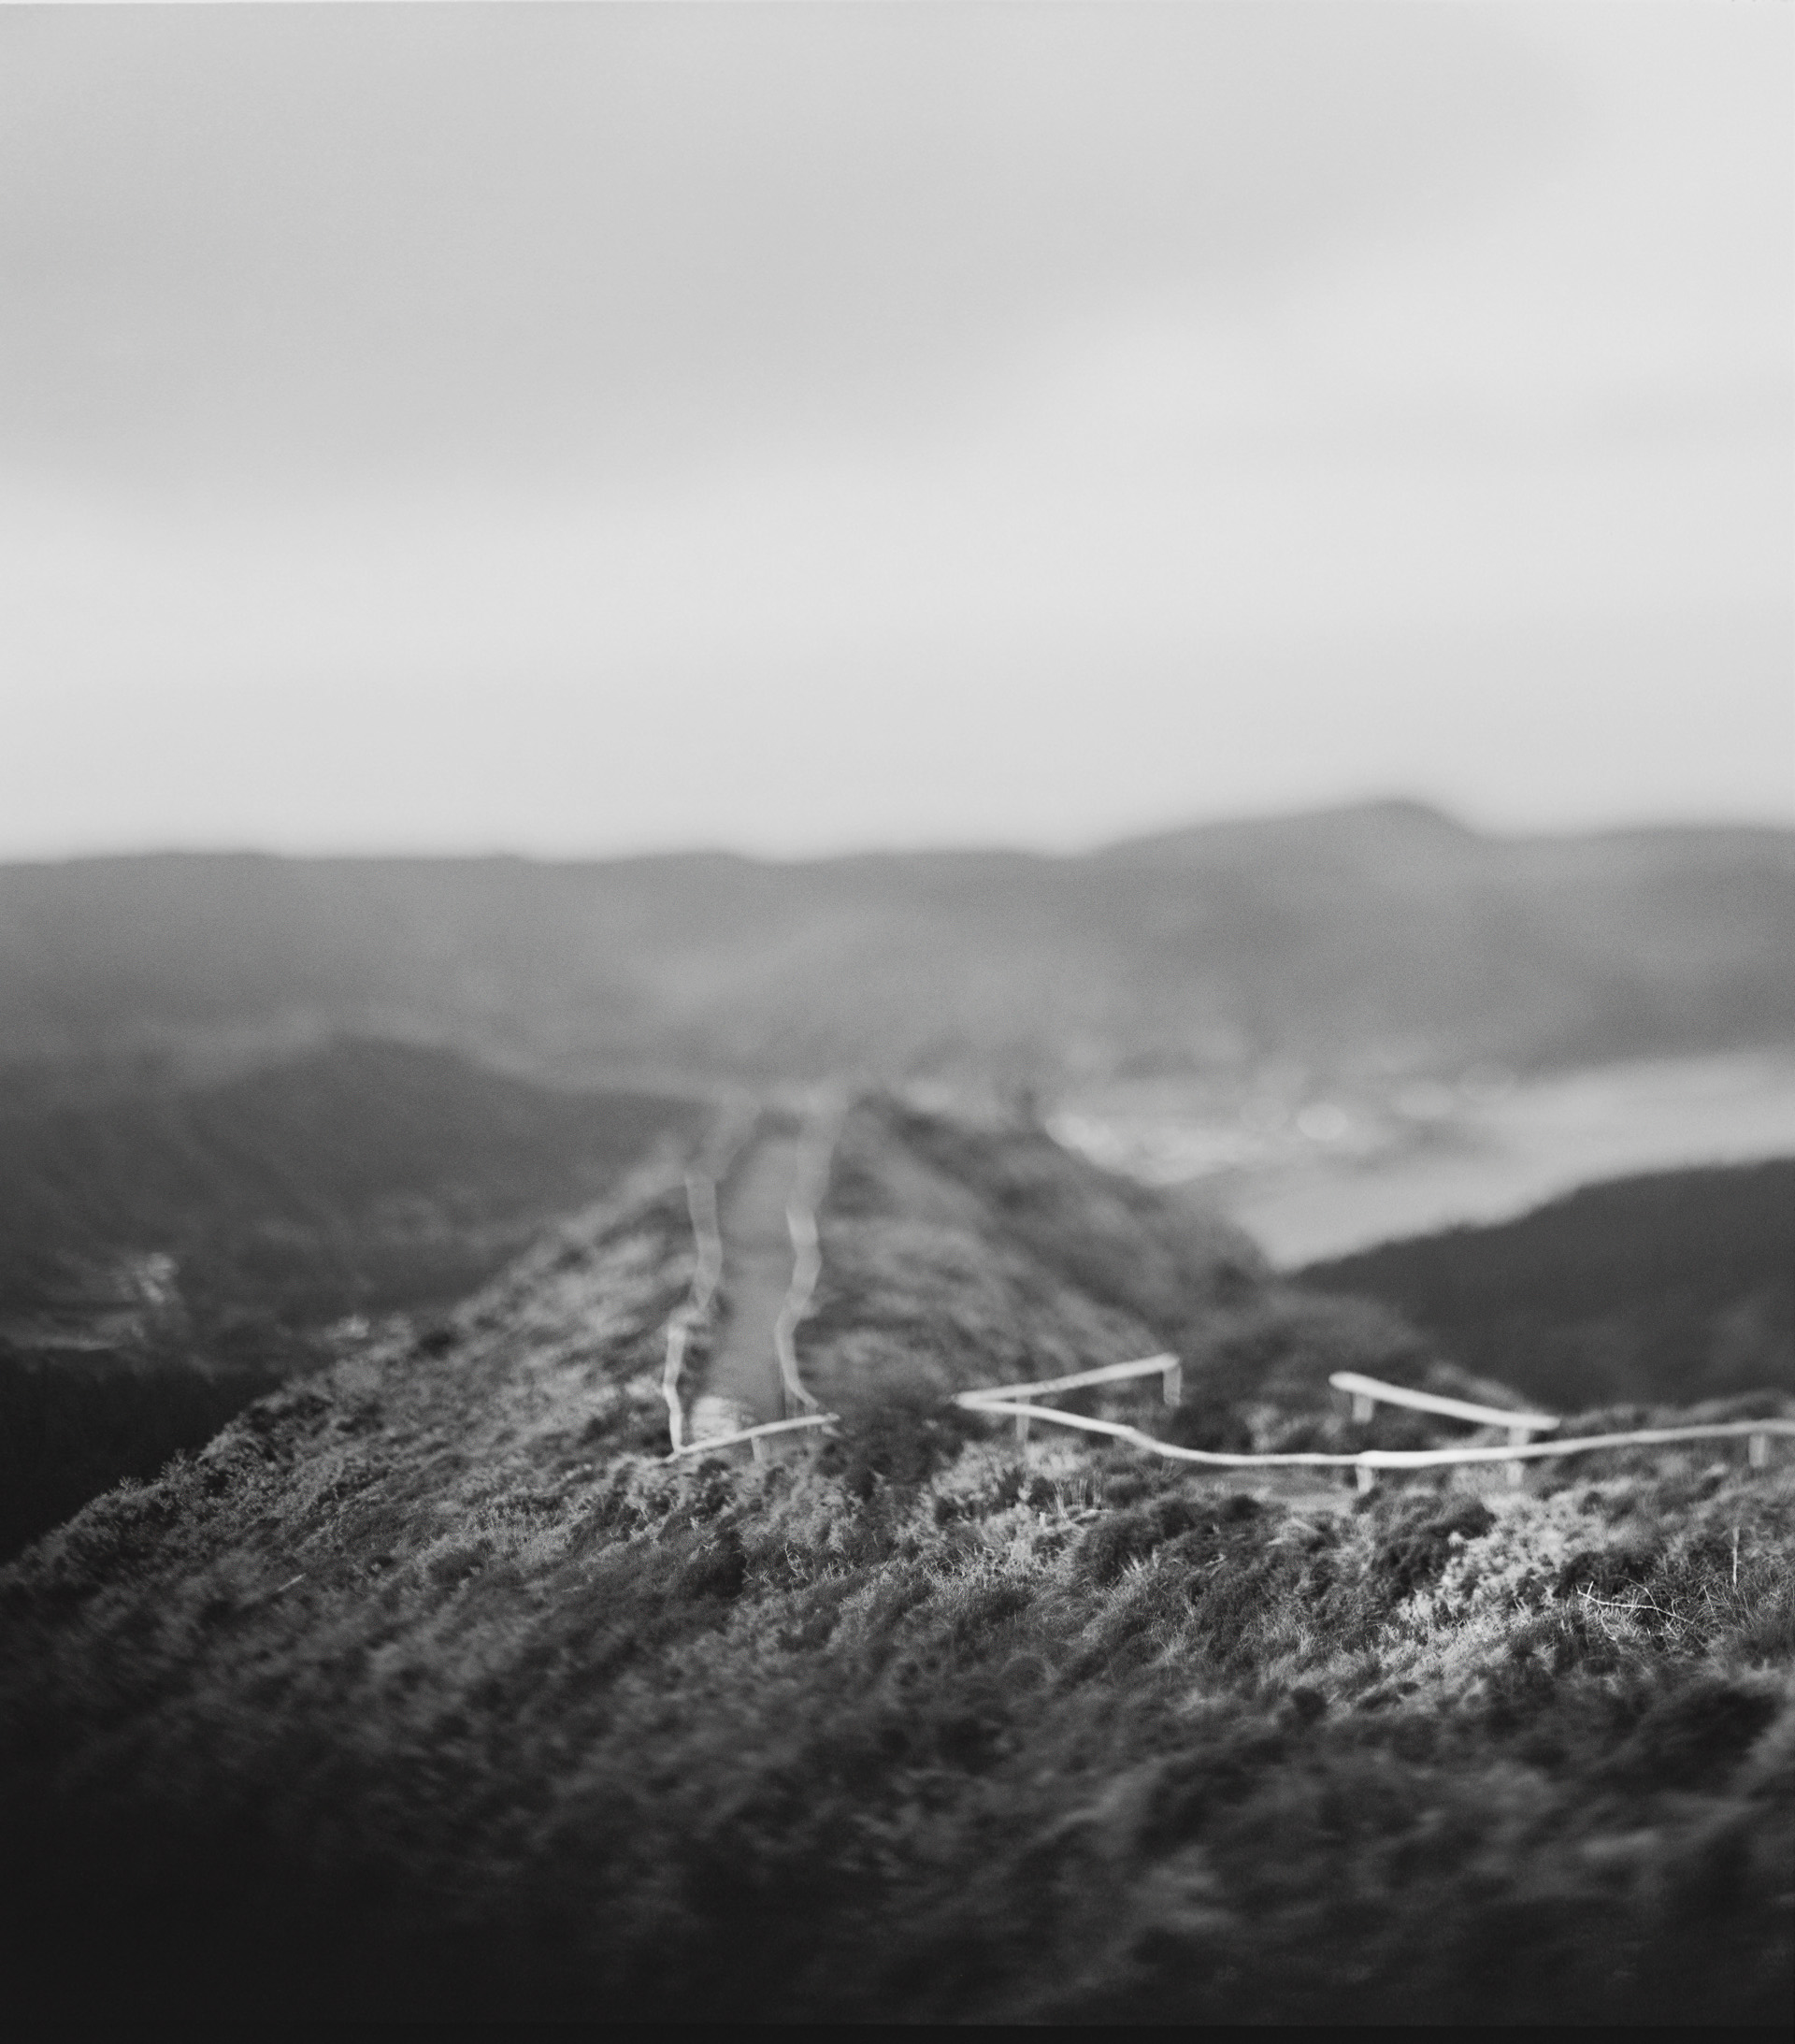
1053,1054,1795,1268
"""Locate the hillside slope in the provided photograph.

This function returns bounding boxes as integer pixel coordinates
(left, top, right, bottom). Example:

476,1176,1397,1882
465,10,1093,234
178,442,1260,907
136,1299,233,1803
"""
2,1101,1789,2023
0,1038,701,1339
1300,1159,1795,1409
3,803,1790,1085
0,1041,700,1561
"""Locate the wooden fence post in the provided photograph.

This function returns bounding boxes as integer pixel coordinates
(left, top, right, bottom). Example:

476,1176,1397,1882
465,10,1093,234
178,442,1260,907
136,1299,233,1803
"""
1749,1431,1769,1469
1506,1424,1531,1487
1355,1464,1375,1492
1014,1409,1030,1446
1352,1393,1375,1424
1162,1360,1183,1407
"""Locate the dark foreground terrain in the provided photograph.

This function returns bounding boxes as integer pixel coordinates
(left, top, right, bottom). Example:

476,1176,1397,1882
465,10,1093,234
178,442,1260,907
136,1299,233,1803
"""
2,1099,1789,2023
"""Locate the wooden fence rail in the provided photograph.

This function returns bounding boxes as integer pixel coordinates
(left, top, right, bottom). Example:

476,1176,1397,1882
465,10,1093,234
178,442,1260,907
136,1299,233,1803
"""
660,1167,728,1454
773,1199,824,1413
1328,1369,1561,1488
958,1357,1792,1486
960,1354,1182,1442
1327,1370,1560,1432
658,1099,754,1455
667,1411,840,1463
957,1396,1795,1475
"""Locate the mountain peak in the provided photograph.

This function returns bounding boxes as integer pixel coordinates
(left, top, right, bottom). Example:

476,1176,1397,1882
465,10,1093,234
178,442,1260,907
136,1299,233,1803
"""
1095,797,1475,864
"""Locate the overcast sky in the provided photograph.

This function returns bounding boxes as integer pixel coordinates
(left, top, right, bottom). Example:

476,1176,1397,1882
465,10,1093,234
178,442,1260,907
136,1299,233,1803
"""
4,1,1789,860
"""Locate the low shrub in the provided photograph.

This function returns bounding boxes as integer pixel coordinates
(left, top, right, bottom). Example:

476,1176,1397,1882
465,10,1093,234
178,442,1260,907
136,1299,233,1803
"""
816,1391,980,1499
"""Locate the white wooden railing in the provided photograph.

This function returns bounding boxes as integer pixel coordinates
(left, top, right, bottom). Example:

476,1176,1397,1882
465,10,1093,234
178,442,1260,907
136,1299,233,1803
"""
658,1100,750,1457
960,1353,1183,1443
958,1360,1791,1487
1328,1370,1560,1490
660,1171,724,1453
1328,1370,1560,1432
770,1092,842,1418
670,1412,840,1464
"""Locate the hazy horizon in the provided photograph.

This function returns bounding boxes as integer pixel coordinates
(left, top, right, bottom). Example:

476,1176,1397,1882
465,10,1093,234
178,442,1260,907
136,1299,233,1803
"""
5,3,1790,860
6,787,1795,874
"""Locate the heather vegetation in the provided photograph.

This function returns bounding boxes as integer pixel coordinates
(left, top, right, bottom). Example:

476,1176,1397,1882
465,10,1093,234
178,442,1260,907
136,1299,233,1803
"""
2,1101,1790,2023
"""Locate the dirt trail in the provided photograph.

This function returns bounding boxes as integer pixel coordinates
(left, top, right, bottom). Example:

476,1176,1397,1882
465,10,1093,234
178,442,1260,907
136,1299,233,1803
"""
688,1116,808,1439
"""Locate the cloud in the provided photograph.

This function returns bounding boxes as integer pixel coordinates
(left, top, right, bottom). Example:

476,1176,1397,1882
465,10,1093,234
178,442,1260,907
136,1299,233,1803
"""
0,4,1787,856
0,4,1569,483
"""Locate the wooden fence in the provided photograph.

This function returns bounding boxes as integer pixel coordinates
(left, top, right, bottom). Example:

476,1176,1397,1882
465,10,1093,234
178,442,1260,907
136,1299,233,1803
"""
958,1362,1791,1487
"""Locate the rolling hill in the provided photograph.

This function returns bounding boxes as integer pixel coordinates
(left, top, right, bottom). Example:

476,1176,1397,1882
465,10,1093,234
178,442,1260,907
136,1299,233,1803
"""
0,1037,702,1340
0,1039,701,1559
1298,1159,1795,1410
2,802,1789,1087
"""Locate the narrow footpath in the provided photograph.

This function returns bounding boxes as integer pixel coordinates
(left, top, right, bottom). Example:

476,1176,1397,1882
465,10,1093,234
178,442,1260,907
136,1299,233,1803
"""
687,1106,819,1442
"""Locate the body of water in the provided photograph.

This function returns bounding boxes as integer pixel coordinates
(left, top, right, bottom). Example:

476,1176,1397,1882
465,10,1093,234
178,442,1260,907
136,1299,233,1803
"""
1053,1052,1795,1267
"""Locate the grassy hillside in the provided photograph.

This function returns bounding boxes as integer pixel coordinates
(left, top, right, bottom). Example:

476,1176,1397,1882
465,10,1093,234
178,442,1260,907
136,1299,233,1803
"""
2,1101,1788,2024
0,1037,701,1331
0,1040,701,1560
1299,1159,1795,1411
2,803,1790,1085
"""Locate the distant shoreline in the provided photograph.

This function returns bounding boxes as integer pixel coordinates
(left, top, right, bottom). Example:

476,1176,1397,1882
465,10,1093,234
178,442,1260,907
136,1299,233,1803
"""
1058,1051,1795,1266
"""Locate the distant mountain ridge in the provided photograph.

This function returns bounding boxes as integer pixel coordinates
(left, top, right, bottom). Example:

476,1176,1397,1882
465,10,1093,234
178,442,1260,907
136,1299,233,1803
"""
3,801,1790,1086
